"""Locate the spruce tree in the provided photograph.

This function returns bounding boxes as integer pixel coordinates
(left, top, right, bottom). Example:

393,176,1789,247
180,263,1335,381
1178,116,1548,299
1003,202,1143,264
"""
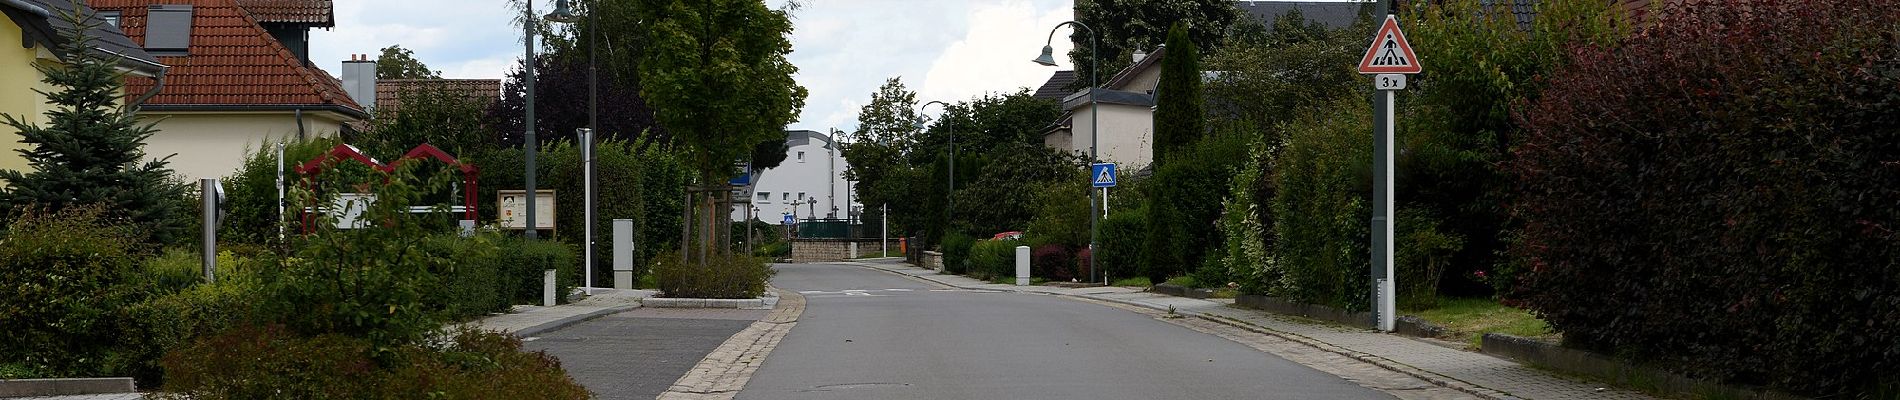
0,9,187,245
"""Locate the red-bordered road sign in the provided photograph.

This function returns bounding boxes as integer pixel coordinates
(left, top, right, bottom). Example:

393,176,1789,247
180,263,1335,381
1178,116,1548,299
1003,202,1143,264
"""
1358,15,1421,74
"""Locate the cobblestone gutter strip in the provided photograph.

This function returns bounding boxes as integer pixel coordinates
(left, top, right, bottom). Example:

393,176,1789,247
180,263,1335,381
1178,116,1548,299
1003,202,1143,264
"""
1192,312,1519,400
656,288,805,400
1071,297,1488,400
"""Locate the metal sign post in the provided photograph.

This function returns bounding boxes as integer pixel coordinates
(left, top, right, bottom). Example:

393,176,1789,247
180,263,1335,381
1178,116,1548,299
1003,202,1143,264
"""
1358,14,1419,332
1089,163,1117,285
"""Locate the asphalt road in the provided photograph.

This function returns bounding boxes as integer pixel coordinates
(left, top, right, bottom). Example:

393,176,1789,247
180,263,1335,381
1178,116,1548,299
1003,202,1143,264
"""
738,262,1395,400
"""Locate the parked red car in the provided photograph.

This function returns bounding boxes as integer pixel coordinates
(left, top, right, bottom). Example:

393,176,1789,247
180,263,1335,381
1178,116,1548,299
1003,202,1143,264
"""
990,231,1023,241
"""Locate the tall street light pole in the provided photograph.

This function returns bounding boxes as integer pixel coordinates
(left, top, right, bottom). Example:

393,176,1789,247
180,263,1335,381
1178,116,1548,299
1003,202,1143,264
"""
522,0,540,240
1035,21,1098,284
920,100,953,225
545,0,595,291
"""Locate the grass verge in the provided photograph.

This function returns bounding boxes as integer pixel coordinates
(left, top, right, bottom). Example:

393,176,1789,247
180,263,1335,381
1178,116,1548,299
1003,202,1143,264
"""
1407,297,1557,348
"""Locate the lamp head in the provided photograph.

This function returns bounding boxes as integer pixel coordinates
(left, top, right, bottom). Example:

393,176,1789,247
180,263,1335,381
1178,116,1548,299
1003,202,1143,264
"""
1032,45,1058,66
544,0,580,23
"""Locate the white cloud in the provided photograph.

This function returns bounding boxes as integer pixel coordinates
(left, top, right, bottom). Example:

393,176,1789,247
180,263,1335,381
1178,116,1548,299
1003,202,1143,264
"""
787,0,1069,132
311,0,521,80
918,1,1073,109
308,0,1075,127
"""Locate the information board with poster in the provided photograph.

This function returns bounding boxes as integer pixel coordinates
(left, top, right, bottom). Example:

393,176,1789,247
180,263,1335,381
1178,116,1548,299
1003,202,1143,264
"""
498,190,556,230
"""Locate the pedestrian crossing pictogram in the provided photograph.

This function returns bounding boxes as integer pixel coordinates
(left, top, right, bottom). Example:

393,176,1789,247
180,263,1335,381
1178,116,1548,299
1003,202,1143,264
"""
1091,163,1117,188
1358,15,1422,74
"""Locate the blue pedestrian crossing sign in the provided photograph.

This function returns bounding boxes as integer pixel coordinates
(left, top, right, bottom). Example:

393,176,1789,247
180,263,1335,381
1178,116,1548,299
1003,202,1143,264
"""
1091,163,1118,188
782,214,795,225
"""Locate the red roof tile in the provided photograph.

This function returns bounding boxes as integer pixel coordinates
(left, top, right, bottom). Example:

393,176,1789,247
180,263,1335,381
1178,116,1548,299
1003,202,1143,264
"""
88,0,363,117
234,0,331,26
375,79,502,113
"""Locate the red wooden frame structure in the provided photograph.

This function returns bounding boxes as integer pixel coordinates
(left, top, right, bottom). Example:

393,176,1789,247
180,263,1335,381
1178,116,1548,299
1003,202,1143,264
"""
293,143,481,224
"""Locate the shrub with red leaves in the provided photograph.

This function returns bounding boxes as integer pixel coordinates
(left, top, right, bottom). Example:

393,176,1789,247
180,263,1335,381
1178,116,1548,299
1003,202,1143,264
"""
1509,0,1900,394
1031,245,1075,281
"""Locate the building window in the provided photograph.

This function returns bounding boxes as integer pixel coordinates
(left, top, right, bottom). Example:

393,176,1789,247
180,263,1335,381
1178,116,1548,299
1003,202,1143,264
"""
781,192,789,201
100,11,120,28
144,5,193,56
797,151,805,162
796,192,805,202
757,192,769,202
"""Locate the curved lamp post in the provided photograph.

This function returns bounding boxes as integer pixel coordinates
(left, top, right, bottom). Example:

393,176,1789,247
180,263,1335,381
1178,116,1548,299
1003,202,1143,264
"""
919,100,953,225
1034,21,1099,285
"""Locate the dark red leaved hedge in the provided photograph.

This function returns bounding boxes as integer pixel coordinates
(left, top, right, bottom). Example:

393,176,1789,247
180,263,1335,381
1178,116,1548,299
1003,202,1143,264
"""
1509,0,1900,394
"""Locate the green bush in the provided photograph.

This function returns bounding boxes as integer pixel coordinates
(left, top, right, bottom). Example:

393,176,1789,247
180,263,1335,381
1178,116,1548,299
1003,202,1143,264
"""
491,235,578,306
1394,209,1462,310
1142,128,1253,285
968,239,1020,280
157,325,588,400
1269,97,1371,311
651,252,774,299
121,263,265,386
419,234,508,319
0,207,147,378
754,241,791,258
222,137,347,247
1096,204,1148,283
939,231,976,275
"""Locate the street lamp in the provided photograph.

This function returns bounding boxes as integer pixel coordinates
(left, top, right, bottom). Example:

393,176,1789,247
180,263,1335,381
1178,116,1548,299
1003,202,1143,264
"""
1035,21,1099,285
521,0,542,239
919,100,955,225
544,0,600,292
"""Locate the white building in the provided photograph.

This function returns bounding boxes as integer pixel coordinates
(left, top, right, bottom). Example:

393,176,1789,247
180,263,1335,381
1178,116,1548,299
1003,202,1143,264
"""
733,130,859,225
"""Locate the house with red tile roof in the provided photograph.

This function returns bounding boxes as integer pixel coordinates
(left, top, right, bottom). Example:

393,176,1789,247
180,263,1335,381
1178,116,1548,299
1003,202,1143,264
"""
88,0,365,180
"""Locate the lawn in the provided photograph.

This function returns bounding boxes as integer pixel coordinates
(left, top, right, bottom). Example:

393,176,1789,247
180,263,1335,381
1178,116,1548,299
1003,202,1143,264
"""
1408,297,1557,348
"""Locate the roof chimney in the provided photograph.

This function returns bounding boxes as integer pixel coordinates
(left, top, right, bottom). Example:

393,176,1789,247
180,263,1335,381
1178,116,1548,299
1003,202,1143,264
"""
341,54,377,111
1132,49,1147,63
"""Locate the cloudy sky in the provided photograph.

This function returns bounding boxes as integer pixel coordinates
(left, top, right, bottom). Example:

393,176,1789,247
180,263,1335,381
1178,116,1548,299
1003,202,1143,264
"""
310,0,1075,133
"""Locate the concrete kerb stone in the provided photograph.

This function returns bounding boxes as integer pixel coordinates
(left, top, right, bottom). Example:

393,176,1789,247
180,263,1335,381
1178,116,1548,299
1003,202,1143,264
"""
0,378,137,397
842,260,1518,400
512,304,641,338
656,288,806,400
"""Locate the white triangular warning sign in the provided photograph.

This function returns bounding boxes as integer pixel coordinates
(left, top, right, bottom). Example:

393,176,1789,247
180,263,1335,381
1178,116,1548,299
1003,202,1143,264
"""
1358,15,1421,74
1095,168,1114,184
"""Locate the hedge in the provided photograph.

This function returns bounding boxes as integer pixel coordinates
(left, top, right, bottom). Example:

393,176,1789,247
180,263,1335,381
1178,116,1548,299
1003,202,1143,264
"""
1509,0,1900,394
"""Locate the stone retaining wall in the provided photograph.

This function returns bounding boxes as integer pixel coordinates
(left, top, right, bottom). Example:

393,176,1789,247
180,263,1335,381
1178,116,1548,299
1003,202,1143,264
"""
790,239,880,263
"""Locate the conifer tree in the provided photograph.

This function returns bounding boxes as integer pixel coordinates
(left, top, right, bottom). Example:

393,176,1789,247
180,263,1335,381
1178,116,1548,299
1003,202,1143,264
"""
1153,21,1205,164
0,9,188,244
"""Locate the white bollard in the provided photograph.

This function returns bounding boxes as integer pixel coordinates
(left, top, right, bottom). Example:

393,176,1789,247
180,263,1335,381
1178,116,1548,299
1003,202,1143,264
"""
1015,245,1031,286
544,269,557,306
849,242,859,259
613,219,634,289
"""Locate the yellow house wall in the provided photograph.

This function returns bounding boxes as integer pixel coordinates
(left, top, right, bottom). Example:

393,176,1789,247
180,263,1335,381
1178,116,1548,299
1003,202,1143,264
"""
0,20,48,177
142,112,345,180
1067,103,1155,170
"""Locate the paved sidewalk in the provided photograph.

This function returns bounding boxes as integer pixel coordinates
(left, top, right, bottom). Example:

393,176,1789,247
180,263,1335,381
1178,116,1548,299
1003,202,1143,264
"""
846,258,1654,400
470,288,656,337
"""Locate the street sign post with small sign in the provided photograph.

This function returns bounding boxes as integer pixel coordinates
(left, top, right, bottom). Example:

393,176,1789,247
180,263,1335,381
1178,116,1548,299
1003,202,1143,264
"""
1358,14,1419,333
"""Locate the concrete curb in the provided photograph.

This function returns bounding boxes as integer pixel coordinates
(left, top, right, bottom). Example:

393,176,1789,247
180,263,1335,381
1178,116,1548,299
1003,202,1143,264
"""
643,297,770,309
656,288,807,400
845,261,1518,400
513,305,640,338
0,377,136,397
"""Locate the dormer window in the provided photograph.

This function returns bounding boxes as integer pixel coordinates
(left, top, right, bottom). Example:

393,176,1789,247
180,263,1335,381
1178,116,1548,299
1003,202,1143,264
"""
145,5,193,56
99,11,120,28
